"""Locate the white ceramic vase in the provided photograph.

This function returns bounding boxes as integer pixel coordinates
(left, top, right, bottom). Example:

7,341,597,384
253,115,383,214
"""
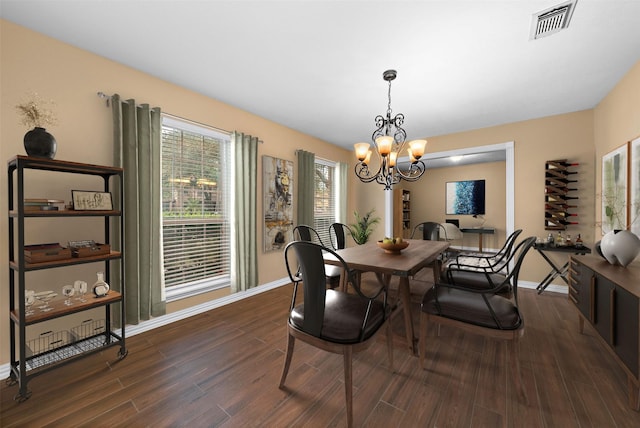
600,230,640,267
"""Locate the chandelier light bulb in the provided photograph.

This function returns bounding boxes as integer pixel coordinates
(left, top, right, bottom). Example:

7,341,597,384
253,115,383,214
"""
375,135,394,156
408,139,427,159
363,149,372,165
389,151,398,167
407,148,417,164
354,142,371,161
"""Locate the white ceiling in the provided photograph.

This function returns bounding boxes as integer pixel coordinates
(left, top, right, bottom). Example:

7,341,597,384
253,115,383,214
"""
2,0,640,155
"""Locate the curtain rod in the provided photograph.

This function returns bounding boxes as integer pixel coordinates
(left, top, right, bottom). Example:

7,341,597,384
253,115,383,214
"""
97,91,234,136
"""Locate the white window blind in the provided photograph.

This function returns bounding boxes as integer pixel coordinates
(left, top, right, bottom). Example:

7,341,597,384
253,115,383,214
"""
161,116,231,299
313,159,336,246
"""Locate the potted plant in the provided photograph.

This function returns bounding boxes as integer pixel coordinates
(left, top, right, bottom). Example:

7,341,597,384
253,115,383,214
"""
349,209,380,245
16,92,58,159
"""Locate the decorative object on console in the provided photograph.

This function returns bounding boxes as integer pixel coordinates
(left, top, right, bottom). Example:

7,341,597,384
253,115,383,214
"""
15,92,58,159
354,69,427,190
599,229,640,267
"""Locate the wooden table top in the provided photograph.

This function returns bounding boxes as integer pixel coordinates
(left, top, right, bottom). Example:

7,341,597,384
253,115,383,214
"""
324,239,449,277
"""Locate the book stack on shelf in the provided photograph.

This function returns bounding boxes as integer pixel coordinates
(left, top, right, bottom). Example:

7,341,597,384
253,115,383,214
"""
24,199,66,211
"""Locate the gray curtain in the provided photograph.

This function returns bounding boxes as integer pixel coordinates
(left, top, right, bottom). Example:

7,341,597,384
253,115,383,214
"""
336,162,348,224
111,94,166,325
231,131,258,292
296,150,315,226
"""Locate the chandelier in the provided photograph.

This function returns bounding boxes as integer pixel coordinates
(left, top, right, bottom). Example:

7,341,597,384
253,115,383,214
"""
354,70,427,190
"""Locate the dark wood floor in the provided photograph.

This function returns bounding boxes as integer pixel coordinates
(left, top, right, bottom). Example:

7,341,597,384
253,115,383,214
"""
2,276,640,427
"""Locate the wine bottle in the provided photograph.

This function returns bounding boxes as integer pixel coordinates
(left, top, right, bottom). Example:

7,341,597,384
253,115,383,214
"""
545,177,578,184
545,186,578,194
557,220,578,225
545,204,578,210
545,212,578,218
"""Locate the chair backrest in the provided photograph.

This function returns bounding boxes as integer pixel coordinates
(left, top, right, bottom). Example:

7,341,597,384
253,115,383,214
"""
502,236,536,298
329,222,352,250
293,224,324,245
445,218,460,227
498,229,523,257
284,240,350,337
412,221,445,241
440,222,463,241
490,229,523,271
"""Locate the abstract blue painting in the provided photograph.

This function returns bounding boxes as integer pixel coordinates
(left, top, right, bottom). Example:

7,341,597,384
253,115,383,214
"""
446,180,486,215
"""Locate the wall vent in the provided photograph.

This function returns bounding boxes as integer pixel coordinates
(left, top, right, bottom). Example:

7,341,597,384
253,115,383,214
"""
530,0,578,40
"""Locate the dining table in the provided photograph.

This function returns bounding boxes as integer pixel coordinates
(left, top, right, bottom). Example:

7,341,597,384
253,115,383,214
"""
323,239,449,355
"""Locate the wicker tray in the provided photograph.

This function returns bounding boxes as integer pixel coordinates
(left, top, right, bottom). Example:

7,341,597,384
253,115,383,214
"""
24,244,71,263
70,243,110,258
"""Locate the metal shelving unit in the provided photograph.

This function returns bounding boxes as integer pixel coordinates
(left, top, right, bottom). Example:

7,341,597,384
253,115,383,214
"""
6,155,127,401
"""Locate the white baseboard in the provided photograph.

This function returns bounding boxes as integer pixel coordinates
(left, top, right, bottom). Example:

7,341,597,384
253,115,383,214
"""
0,278,290,380
519,280,568,294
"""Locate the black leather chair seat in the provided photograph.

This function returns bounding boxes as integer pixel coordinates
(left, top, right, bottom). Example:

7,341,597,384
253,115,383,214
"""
445,269,510,293
422,286,522,330
291,289,386,343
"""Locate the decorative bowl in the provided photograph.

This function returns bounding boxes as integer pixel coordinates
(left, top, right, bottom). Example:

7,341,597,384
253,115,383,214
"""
376,240,410,254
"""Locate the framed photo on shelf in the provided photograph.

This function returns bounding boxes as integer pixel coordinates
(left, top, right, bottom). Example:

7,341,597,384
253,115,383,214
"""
71,190,113,211
601,144,628,234
630,136,640,237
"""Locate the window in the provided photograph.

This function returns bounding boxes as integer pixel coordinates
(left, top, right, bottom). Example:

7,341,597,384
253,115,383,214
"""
313,159,336,245
161,116,231,301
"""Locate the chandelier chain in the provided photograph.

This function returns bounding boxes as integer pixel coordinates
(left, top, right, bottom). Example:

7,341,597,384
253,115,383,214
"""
387,79,393,117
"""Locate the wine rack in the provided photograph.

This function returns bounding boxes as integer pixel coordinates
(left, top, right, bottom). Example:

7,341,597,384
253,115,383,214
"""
544,159,579,230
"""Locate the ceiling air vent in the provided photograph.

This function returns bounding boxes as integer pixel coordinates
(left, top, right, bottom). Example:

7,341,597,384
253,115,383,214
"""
530,0,577,40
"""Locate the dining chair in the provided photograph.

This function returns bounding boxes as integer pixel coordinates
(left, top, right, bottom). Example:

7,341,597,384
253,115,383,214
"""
445,229,523,275
440,222,463,242
411,221,446,241
292,224,323,244
328,222,353,250
419,236,536,401
293,224,341,288
280,240,394,428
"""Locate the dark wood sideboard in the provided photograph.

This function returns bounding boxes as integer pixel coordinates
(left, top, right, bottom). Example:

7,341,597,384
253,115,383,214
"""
568,254,640,410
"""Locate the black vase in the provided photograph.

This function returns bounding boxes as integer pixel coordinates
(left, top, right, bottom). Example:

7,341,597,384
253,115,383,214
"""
23,127,57,159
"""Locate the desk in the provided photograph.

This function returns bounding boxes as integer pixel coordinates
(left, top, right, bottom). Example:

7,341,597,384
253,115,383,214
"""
324,239,449,355
460,227,495,252
534,243,591,294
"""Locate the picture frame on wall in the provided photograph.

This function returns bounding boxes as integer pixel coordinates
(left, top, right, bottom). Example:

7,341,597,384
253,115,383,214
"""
71,190,113,211
601,144,628,234
630,136,640,237
263,155,294,252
